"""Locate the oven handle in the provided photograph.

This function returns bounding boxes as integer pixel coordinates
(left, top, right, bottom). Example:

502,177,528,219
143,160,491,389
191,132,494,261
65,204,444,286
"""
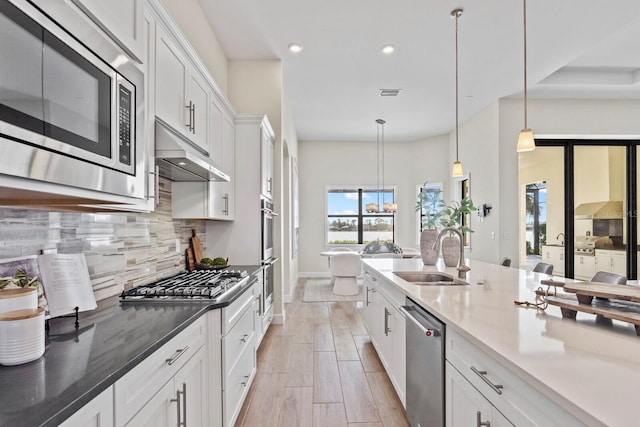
262,257,279,266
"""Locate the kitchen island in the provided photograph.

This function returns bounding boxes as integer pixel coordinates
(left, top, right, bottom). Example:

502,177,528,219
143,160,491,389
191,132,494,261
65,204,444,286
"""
364,257,639,427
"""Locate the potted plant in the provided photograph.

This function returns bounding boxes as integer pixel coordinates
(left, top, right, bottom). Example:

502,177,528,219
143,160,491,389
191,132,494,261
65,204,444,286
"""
415,183,444,265
438,196,476,267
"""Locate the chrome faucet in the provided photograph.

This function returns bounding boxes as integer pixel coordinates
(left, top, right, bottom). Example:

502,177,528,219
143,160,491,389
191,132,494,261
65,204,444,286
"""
433,227,470,277
556,232,566,246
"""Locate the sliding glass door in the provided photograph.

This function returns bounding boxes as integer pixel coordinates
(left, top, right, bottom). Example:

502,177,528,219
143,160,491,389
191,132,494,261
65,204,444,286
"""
521,139,638,279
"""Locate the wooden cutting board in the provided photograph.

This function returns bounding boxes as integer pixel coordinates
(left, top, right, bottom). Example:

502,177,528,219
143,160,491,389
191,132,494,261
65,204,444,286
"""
186,248,195,271
191,229,203,263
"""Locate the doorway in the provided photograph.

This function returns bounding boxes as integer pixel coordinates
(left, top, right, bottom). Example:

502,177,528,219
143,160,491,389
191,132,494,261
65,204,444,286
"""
525,182,547,268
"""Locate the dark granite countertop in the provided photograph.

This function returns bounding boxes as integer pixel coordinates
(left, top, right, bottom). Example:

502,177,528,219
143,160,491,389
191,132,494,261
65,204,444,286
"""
0,265,262,427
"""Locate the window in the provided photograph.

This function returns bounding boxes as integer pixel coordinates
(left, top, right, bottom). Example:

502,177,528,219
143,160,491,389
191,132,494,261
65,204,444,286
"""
326,187,396,245
417,182,444,232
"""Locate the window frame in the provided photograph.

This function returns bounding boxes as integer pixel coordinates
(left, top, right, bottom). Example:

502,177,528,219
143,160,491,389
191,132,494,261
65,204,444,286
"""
325,185,397,247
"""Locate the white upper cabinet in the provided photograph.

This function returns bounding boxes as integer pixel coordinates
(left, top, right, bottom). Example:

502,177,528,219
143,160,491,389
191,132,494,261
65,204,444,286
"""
260,125,275,200
71,0,144,62
155,25,209,154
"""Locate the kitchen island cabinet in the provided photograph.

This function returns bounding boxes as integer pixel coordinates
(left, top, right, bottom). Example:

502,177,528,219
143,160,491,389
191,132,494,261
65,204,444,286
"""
362,265,406,406
446,362,512,427
364,258,640,427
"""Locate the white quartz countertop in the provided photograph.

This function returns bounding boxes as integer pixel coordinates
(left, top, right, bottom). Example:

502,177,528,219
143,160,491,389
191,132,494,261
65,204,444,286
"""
363,258,640,427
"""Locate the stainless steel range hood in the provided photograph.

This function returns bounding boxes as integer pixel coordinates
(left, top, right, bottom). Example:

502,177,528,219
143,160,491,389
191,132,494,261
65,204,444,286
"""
574,201,623,220
155,120,230,182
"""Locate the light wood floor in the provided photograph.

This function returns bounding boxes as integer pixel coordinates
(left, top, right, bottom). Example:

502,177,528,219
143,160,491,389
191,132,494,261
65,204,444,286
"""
234,278,410,427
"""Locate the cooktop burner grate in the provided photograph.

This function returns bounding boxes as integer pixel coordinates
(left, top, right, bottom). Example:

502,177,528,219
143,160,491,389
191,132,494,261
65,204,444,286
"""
120,269,249,301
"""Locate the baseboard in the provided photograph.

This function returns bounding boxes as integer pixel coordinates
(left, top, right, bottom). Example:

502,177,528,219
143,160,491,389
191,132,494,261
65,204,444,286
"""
272,312,285,324
298,272,331,278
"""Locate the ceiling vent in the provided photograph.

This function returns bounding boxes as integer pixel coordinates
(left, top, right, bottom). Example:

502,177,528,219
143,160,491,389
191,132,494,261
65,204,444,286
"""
379,89,402,97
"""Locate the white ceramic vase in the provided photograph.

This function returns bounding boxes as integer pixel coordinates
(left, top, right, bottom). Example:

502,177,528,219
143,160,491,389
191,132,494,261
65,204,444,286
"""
420,229,440,265
442,235,460,267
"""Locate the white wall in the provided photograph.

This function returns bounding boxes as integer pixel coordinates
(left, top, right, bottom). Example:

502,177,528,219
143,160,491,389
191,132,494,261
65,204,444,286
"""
454,103,502,263
159,0,228,94
298,136,449,274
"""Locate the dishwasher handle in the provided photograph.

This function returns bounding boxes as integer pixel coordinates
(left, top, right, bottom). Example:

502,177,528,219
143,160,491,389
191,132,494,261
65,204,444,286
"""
400,305,441,337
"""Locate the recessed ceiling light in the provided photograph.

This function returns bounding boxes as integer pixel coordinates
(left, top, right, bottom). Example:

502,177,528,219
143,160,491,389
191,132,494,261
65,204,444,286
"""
178,161,187,166
288,43,303,53
381,44,395,54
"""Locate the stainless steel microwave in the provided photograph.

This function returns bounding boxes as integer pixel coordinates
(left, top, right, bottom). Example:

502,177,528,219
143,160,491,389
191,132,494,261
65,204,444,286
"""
0,0,145,200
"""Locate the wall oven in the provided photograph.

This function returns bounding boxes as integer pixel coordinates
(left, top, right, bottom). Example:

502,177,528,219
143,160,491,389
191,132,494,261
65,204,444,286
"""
0,0,145,199
261,198,277,310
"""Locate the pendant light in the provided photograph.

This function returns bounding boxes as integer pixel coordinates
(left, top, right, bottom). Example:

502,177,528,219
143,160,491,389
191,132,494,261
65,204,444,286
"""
377,119,397,213
517,0,535,152
451,8,464,178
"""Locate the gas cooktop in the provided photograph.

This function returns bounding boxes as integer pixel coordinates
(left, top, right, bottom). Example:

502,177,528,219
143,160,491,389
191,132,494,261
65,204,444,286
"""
120,269,249,302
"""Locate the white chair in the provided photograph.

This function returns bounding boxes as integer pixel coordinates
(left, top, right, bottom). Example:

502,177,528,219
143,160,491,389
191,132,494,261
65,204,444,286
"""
327,247,355,267
330,252,362,296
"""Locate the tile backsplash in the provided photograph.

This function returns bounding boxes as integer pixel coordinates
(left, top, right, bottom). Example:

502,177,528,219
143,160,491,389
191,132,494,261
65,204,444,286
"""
0,179,206,300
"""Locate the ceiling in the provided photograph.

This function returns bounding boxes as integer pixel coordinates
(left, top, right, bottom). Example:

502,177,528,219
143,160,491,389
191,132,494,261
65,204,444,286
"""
198,0,640,142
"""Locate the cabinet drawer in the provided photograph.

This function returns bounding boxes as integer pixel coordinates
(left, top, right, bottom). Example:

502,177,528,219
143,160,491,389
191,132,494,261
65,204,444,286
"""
223,298,256,377
114,316,205,426
446,330,582,427
223,342,256,427
378,276,404,308
222,285,256,335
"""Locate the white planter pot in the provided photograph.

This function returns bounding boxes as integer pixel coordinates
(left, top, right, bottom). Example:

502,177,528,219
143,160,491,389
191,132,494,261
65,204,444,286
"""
420,229,439,265
442,235,460,267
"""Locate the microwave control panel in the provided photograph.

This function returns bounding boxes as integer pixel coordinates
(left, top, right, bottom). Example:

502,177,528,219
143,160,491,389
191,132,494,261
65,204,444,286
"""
118,84,132,166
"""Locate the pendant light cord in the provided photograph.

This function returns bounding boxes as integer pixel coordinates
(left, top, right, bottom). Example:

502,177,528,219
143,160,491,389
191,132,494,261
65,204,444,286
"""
454,10,460,163
523,0,528,129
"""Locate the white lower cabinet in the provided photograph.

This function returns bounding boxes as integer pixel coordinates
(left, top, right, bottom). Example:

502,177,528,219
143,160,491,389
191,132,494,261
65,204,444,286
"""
362,267,380,344
125,346,206,426
114,317,207,426
446,329,584,427
58,386,114,427
595,249,627,277
221,282,258,427
541,245,565,276
361,265,406,406
446,362,512,427
574,254,596,280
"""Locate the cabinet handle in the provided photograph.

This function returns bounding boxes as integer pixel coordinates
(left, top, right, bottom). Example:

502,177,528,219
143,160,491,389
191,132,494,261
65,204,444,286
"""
476,411,490,427
154,165,160,207
471,366,503,395
384,307,391,336
241,333,249,343
223,194,229,215
267,177,272,194
170,383,187,426
186,101,193,132
365,287,370,306
192,103,196,134
241,374,250,387
166,346,189,365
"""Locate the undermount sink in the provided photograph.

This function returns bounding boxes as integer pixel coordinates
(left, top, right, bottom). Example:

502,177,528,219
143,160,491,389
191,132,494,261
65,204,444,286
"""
393,271,468,286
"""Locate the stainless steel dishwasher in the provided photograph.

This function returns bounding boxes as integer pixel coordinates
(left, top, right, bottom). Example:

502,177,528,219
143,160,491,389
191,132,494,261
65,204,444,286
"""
400,297,445,427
